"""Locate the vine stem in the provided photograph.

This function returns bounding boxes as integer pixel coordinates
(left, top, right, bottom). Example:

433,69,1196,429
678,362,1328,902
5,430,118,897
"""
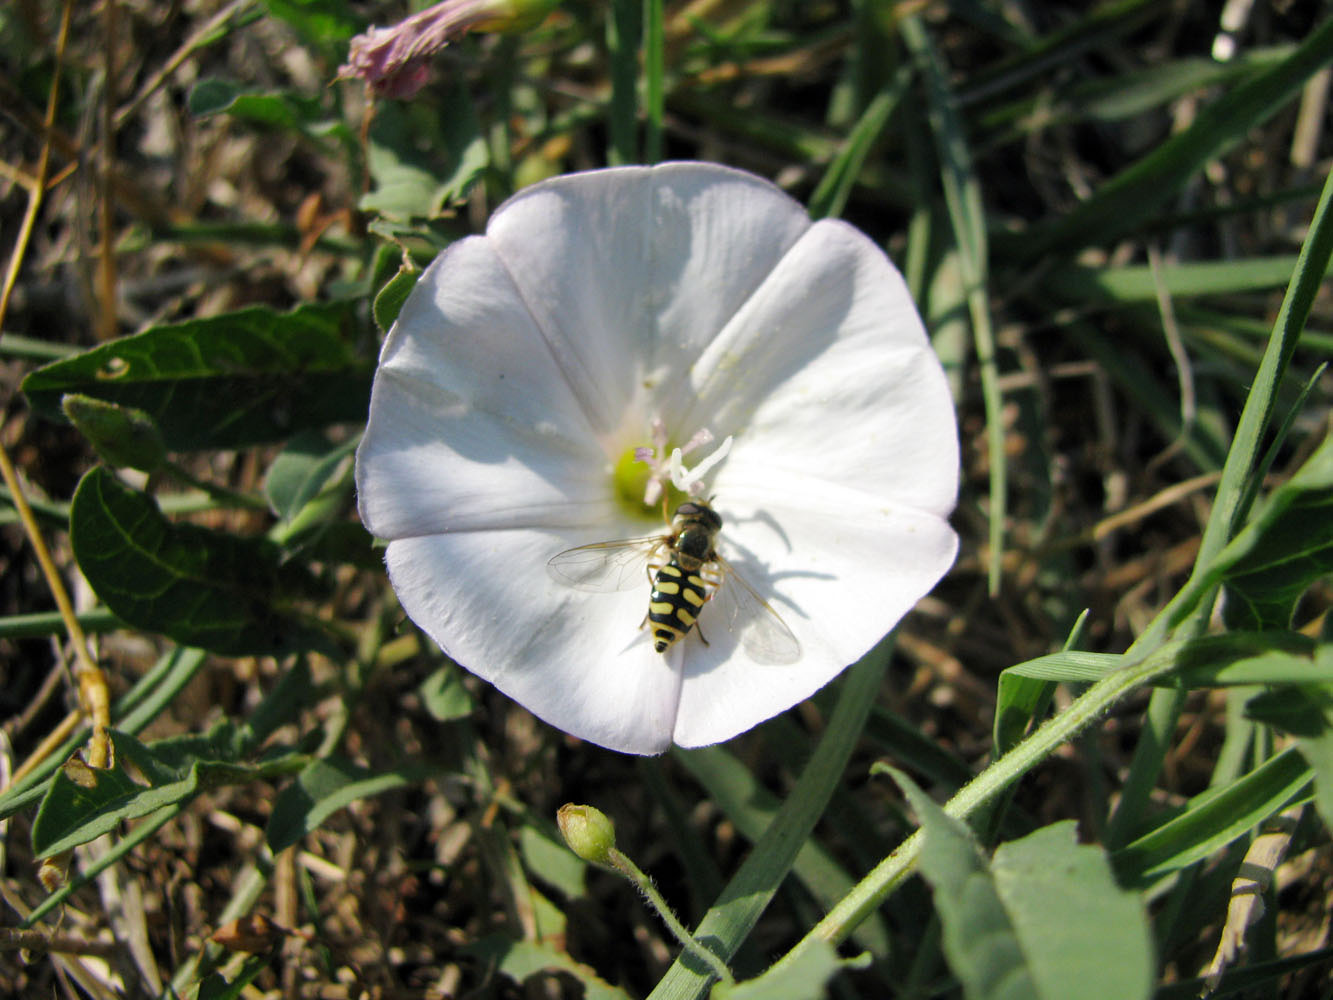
768,644,1179,974
610,849,735,985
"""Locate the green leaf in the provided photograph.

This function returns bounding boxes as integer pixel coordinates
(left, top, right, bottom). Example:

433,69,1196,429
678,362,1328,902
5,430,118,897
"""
1245,672,1333,830
188,77,357,162
31,758,142,857
419,664,476,722
994,614,1089,753
264,430,359,522
712,940,870,1000
1002,631,1324,692
1043,255,1308,304
808,65,911,221
647,645,890,1000
464,935,632,1000
894,769,1038,1000
1011,17,1333,261
70,466,335,656
1112,746,1312,886
60,393,166,471
190,78,333,133
894,769,1152,1000
22,302,371,450
33,728,299,858
674,744,891,957
901,14,1005,593
988,824,1153,1000
266,756,424,853
372,257,422,333
1001,650,1121,685
1217,431,1333,630
0,646,208,821
519,825,587,900
360,93,487,221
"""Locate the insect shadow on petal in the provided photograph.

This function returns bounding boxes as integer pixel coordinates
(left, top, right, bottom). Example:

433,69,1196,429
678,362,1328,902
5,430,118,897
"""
547,500,800,664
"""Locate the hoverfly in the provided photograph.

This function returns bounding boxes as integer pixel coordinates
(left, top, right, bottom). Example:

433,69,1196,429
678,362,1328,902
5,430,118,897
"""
546,500,801,664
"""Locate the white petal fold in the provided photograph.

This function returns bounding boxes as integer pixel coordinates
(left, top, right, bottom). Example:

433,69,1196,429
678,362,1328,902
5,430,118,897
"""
385,529,683,754
357,161,960,754
356,236,610,538
486,163,813,441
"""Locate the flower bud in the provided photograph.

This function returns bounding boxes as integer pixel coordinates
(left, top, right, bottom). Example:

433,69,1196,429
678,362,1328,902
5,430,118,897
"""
337,0,559,98
61,393,166,472
557,803,617,867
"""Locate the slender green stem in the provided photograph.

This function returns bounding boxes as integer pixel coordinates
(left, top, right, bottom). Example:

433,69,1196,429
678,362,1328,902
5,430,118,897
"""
1105,161,1333,846
769,642,1180,972
607,0,641,165
642,0,664,163
648,644,890,1000
901,15,1005,594
0,607,122,639
611,849,734,985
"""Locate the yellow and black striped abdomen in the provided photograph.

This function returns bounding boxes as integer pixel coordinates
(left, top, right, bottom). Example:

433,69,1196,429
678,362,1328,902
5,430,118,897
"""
648,560,709,652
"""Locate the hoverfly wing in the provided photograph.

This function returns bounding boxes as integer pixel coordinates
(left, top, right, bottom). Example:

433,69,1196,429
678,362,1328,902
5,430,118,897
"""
711,556,801,665
546,536,663,593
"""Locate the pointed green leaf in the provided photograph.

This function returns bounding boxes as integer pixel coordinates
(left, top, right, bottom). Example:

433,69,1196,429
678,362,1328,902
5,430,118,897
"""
263,430,358,522
360,92,487,221
1005,631,1323,691
989,824,1152,1000
372,258,421,333
32,728,297,858
70,466,335,656
464,934,633,1000
1216,431,1333,630
419,664,476,722
1113,746,1312,886
712,940,869,1000
22,302,370,450
266,756,425,852
31,758,143,857
894,770,1037,1000
0,646,208,821
60,393,166,471
894,769,1151,1000
1245,657,1333,830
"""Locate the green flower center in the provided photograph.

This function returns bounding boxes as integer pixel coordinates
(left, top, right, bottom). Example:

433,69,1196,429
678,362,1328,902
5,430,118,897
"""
612,446,686,523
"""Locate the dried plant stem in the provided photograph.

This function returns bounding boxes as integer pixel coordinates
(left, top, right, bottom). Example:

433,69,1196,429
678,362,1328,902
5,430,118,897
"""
0,0,110,772
96,0,119,341
0,0,71,324
0,446,111,769
0,927,119,957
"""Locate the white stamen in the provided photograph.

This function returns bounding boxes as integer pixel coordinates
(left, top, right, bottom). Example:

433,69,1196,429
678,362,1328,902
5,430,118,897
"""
635,422,732,504
670,435,733,496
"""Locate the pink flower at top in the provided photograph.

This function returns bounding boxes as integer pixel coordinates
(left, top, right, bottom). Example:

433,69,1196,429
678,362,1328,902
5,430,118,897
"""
338,0,555,98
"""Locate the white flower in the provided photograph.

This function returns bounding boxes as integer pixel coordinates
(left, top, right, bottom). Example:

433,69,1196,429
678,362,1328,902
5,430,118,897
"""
355,162,959,755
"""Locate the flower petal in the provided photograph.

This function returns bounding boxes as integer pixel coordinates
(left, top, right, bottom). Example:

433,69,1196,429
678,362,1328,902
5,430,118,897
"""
385,528,684,754
485,162,813,441
690,217,959,516
671,490,957,748
356,236,611,539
